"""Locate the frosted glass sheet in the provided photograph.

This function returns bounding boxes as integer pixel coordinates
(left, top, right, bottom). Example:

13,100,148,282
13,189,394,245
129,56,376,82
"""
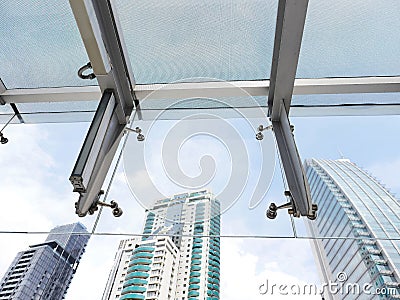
20,112,95,123
297,0,400,78
293,93,400,106
0,1,94,88
116,0,277,84
16,101,99,113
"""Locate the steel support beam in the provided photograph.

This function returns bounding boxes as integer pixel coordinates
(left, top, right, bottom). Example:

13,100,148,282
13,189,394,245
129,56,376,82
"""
69,0,138,216
272,100,312,217
2,76,400,104
267,0,314,218
69,0,136,123
0,79,6,105
268,0,308,120
70,90,125,216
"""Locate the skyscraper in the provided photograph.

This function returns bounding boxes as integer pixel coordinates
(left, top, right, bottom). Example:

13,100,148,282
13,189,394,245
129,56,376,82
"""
0,222,89,300
103,190,221,300
102,237,142,300
305,159,400,300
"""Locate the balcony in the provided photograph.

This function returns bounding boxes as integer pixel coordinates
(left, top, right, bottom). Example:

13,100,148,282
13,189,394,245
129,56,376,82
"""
131,258,152,265
127,265,151,273
192,254,202,260
190,271,201,277
119,293,145,300
188,290,200,297
189,277,200,284
189,284,200,290
125,272,150,279
191,259,202,265
134,246,155,253
190,265,201,272
121,286,146,295
123,278,147,288
132,252,153,259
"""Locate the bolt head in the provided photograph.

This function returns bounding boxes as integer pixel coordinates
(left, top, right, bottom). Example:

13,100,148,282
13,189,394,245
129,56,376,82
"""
256,132,264,140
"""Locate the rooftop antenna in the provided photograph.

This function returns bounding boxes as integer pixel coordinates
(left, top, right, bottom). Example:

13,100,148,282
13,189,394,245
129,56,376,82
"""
338,148,345,159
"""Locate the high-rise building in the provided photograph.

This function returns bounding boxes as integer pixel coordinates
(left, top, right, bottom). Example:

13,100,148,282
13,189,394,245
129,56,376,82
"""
102,238,141,300
103,190,221,300
305,159,400,300
0,222,89,300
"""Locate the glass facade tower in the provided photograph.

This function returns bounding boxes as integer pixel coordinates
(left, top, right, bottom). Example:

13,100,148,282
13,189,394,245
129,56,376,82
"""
0,223,89,300
305,159,400,300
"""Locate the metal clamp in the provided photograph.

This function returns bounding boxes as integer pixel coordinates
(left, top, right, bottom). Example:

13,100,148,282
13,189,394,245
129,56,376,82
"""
78,62,96,80
125,126,145,141
75,190,123,217
256,124,273,140
266,190,318,220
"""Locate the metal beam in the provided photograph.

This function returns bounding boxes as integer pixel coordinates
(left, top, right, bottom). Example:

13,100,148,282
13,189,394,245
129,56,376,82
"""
3,77,400,104
69,0,136,123
70,90,125,216
68,0,138,217
272,100,313,217
268,0,309,121
291,104,400,117
266,0,314,219
0,86,101,103
293,76,400,95
0,78,6,105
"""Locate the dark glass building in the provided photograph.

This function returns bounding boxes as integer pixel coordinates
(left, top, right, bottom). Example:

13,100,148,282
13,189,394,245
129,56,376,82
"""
0,223,89,300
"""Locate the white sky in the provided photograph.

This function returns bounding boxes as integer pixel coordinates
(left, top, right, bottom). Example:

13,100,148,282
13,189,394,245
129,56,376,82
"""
1,114,400,299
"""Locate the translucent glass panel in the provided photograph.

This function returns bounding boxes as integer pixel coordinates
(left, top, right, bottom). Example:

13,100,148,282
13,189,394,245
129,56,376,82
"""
137,96,268,120
18,112,95,123
115,0,277,84
0,101,97,124
297,0,400,78
293,93,400,106
0,1,94,89
15,101,98,113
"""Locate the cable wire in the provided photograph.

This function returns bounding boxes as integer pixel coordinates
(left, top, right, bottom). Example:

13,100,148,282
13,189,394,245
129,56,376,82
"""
0,114,16,133
276,143,298,238
1,230,400,242
90,109,138,234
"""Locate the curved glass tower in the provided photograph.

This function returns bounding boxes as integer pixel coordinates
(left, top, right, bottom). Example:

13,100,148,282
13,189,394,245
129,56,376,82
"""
305,159,400,300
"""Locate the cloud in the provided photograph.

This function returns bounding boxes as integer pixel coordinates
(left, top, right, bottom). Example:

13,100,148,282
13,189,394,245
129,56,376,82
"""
0,123,321,300
221,239,321,299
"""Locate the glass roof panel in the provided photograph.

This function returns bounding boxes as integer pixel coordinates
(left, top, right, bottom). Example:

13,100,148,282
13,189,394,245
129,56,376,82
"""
115,0,277,84
297,0,400,78
293,93,400,106
19,111,95,123
0,104,14,114
14,101,98,123
0,0,95,89
15,101,99,113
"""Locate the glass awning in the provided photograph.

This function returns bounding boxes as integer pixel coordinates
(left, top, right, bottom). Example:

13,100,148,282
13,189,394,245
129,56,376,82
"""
1,0,400,124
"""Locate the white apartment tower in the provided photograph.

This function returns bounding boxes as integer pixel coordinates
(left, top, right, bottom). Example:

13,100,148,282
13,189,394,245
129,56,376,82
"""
102,238,141,300
102,190,221,300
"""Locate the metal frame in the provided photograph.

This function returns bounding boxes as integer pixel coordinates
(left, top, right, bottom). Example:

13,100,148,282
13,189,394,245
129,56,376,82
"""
68,0,139,216
70,90,125,216
2,76,400,105
0,79,6,105
267,0,313,218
